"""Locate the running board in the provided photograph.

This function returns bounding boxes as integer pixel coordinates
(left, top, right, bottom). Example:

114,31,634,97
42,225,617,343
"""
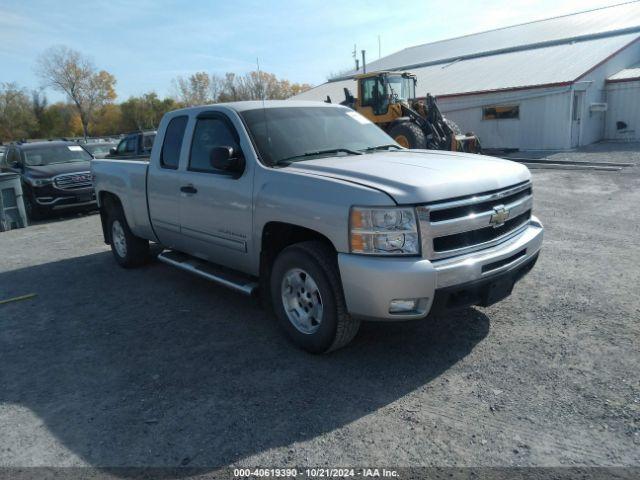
157,250,258,296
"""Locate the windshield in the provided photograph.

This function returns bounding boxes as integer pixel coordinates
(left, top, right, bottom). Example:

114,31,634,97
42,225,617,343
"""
387,76,415,101
23,145,92,166
85,144,116,156
240,107,396,165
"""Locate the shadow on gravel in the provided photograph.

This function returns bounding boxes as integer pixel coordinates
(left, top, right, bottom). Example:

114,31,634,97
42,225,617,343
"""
0,251,489,474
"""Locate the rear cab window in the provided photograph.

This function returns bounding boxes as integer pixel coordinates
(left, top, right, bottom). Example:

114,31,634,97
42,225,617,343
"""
160,116,188,169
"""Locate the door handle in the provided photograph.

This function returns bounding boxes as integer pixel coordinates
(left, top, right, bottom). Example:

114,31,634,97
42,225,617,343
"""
180,185,198,194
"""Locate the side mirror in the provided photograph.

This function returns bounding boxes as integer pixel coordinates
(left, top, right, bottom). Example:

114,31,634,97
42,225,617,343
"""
210,146,244,174
109,147,117,156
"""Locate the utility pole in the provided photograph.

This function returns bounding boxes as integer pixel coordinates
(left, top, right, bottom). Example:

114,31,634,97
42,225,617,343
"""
361,50,366,74
378,35,381,58
352,44,358,71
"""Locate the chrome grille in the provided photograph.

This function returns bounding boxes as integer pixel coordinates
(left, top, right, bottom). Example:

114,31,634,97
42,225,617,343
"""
418,182,533,260
53,171,93,190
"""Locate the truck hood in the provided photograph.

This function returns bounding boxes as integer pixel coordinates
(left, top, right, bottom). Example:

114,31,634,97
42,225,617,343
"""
287,150,530,204
25,161,92,179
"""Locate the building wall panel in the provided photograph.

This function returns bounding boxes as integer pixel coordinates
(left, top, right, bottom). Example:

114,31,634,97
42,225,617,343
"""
438,88,572,150
577,38,640,146
604,81,640,140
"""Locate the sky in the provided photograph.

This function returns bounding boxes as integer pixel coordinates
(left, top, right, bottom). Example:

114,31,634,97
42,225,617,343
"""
0,0,630,102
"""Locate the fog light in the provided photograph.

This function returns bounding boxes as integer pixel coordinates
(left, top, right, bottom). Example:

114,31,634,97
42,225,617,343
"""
389,299,419,314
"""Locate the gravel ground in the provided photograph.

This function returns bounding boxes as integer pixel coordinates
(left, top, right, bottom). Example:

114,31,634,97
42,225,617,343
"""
0,143,639,471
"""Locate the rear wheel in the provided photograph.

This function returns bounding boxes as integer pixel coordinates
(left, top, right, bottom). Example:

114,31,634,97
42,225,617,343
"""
107,205,150,268
270,241,360,353
388,121,427,149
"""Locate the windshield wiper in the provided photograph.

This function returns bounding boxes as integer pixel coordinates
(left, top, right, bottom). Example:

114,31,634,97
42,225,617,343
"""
274,148,363,166
359,144,403,152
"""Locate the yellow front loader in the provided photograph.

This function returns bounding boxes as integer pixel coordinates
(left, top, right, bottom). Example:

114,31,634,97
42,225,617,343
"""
338,71,481,153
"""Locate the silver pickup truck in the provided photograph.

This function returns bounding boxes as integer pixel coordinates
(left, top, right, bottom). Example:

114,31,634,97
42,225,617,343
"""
92,100,543,353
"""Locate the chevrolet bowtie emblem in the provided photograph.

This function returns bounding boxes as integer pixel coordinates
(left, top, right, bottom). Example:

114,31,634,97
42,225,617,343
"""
490,205,510,227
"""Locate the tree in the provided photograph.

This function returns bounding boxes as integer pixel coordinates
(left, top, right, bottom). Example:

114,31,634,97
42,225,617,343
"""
36,45,116,139
38,102,83,138
120,93,177,131
234,71,312,100
0,83,37,142
173,71,312,104
31,89,48,137
173,72,214,106
91,103,122,136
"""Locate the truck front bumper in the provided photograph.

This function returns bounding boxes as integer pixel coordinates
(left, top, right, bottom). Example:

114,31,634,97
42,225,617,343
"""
337,216,543,320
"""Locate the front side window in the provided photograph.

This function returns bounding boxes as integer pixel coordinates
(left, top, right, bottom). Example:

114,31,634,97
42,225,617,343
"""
189,116,239,173
361,77,388,114
361,77,377,107
387,76,415,101
160,117,187,169
23,145,92,166
240,106,396,166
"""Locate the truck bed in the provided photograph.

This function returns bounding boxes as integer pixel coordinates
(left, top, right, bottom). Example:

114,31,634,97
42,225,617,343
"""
91,158,155,241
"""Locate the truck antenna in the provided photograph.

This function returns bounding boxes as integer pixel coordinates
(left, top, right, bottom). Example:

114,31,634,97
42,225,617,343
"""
256,57,271,160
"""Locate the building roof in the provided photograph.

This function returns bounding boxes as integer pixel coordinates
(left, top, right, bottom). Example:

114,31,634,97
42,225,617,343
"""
294,2,640,101
607,62,640,82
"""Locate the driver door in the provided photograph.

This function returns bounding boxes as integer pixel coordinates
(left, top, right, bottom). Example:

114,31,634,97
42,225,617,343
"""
178,112,254,271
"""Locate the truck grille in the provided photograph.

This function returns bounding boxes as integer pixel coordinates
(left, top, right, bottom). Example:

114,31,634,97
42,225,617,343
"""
53,171,93,190
418,181,533,260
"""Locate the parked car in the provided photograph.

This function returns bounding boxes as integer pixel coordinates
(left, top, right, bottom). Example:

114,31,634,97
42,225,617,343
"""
0,146,6,165
1,141,96,220
106,131,156,160
92,101,543,353
83,141,118,159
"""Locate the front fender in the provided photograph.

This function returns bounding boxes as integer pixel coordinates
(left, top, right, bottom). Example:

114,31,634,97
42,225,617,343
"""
253,169,394,255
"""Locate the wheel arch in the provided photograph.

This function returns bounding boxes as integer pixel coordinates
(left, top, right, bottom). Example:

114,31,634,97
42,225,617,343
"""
98,191,124,244
260,221,337,279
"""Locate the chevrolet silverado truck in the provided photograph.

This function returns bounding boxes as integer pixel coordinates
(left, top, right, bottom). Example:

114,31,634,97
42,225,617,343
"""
92,101,543,353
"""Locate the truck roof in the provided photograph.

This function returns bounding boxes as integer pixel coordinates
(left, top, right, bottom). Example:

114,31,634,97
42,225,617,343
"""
170,100,342,115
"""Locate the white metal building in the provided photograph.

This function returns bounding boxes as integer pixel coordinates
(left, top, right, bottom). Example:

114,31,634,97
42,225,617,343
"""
605,62,640,141
293,2,640,150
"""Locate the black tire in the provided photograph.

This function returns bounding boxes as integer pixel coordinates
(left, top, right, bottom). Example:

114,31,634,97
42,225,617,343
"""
388,121,427,149
270,241,360,353
444,117,462,135
24,195,45,221
107,204,150,268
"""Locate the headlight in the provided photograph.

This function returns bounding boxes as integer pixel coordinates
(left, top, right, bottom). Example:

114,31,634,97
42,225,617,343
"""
27,177,52,187
350,206,420,255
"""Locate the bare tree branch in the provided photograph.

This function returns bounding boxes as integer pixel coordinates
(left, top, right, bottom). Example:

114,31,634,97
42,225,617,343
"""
36,45,116,139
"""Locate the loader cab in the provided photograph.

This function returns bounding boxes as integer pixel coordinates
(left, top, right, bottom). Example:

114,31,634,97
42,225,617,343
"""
356,72,417,122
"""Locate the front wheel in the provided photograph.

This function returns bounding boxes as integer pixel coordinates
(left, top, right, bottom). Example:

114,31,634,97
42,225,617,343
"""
24,195,45,221
388,121,427,149
270,241,360,353
107,206,150,268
